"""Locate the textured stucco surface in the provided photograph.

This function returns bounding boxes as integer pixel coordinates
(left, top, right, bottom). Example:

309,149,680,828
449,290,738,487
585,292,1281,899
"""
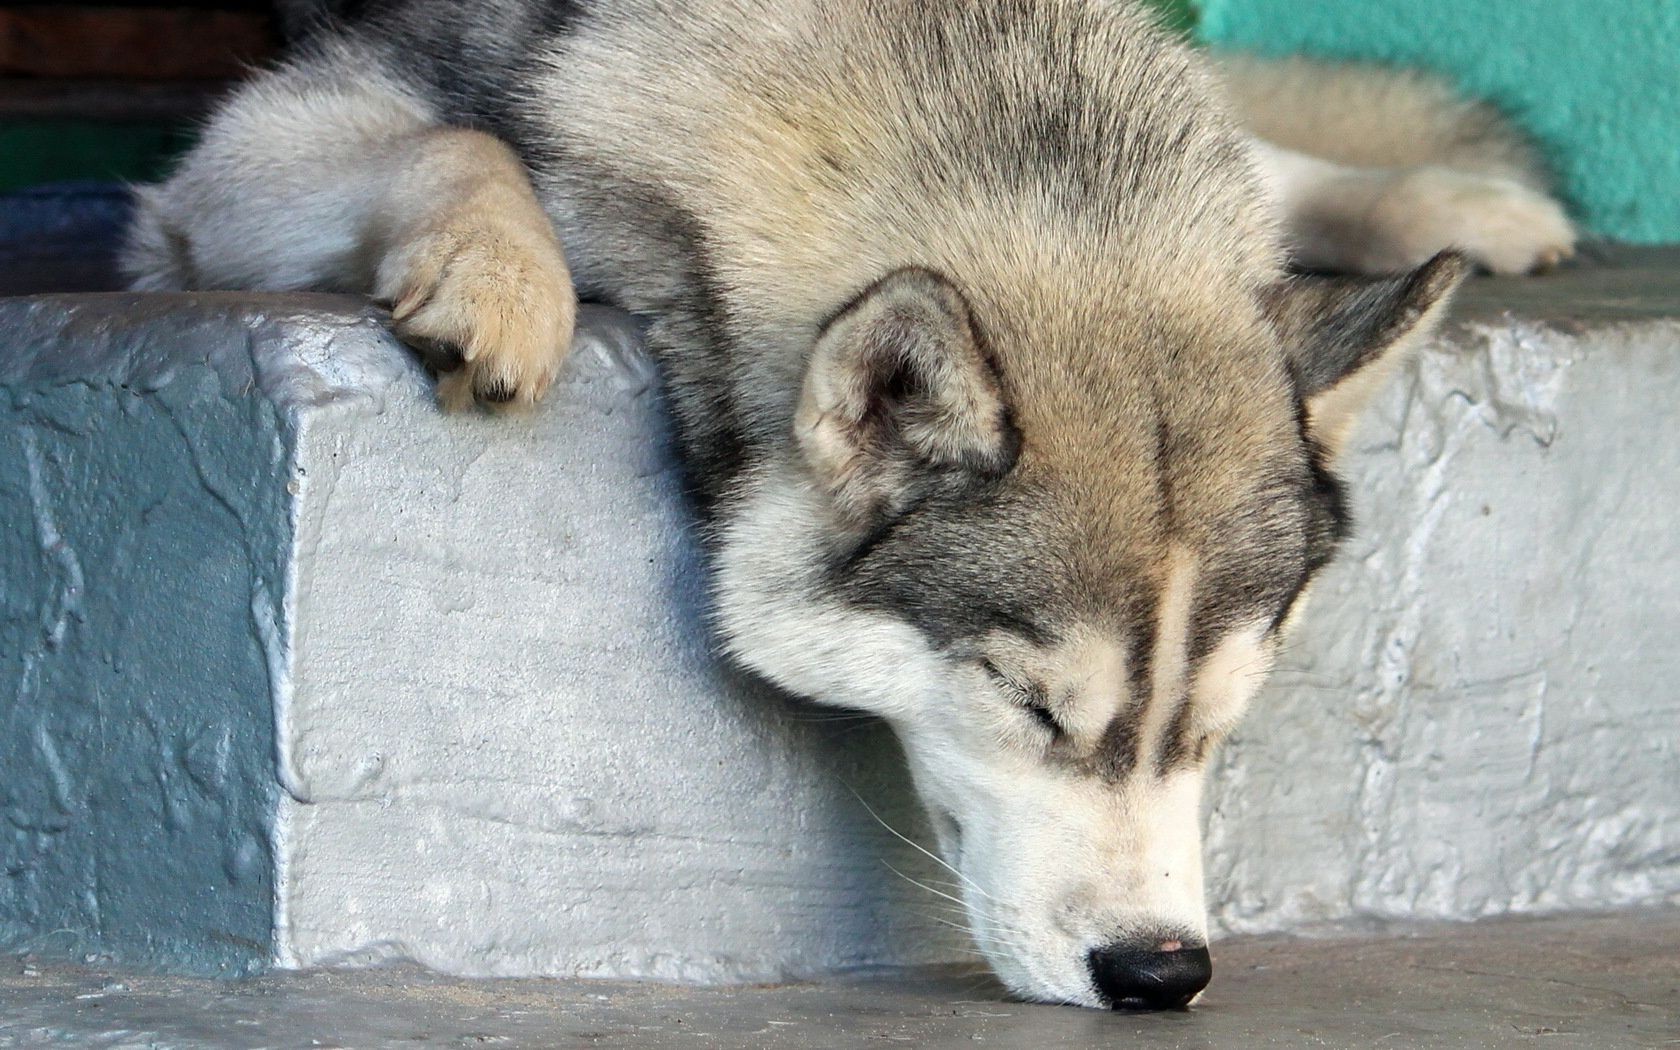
2,257,1677,980
0,296,321,975
1206,305,1680,935
0,295,961,980
275,307,962,979
1196,1,1680,244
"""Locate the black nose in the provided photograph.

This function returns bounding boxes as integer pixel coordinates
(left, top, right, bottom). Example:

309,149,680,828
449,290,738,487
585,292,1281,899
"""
1088,941,1212,1010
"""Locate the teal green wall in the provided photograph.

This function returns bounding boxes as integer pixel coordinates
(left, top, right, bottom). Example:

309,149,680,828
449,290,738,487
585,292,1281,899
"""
1147,0,1197,36
0,122,192,193
1197,0,1680,243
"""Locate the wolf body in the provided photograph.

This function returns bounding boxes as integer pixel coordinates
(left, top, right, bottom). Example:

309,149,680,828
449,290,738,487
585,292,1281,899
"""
124,0,1574,1009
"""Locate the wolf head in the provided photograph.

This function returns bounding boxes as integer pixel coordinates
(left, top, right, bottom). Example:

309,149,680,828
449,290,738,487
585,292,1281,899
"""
712,255,1463,1008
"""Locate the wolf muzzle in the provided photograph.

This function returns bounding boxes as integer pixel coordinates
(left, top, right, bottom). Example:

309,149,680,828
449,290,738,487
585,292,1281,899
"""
1088,940,1213,1010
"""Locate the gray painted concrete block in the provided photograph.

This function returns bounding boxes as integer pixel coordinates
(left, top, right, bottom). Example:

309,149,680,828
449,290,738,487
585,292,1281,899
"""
1206,272,1680,934
3,256,1678,979
0,296,295,976
2,294,956,979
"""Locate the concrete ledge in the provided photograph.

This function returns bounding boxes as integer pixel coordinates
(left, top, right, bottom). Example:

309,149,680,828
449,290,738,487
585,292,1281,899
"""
1208,257,1680,932
2,296,958,979
3,252,1678,979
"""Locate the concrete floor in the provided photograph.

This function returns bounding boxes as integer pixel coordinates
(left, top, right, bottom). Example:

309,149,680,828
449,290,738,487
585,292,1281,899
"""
3,910,1677,1049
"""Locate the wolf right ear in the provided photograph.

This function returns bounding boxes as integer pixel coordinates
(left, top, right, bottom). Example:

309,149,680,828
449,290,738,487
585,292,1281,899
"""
796,268,1020,523
1266,251,1468,454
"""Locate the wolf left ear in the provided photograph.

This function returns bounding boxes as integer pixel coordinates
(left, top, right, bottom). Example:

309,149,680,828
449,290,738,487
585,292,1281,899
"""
796,268,1019,523
1266,252,1469,453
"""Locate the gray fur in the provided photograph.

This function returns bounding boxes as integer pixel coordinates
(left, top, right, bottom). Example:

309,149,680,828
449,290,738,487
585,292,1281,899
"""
123,0,1565,1007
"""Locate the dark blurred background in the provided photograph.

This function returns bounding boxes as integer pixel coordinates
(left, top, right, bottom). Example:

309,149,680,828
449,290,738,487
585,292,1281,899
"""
0,1,293,291
0,0,287,190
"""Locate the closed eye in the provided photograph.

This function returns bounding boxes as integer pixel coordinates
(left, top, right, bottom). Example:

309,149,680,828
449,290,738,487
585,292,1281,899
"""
981,660,1063,737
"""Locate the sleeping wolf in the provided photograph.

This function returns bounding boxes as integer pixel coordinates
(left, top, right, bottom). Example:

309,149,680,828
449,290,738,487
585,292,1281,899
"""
125,0,1573,1009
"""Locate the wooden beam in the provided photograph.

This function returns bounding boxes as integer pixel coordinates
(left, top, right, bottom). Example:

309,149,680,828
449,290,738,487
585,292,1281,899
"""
0,6,275,80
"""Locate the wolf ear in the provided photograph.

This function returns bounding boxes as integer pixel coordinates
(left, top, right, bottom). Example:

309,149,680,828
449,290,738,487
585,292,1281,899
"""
796,268,1019,522
1266,252,1469,454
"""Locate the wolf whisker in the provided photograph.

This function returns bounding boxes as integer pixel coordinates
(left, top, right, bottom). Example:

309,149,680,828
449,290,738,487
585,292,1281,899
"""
845,786,1003,907
884,861,973,912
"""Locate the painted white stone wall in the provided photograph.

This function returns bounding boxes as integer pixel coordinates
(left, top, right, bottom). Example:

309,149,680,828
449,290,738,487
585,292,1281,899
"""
274,306,964,979
1206,308,1680,935
4,274,1678,980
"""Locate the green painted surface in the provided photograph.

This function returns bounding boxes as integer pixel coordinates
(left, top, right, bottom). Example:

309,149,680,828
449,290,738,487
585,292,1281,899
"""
1147,0,1197,35
0,122,191,193
1197,0,1680,244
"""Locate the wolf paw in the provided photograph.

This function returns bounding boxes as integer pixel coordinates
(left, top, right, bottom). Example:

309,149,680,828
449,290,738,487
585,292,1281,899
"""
378,220,576,410
1370,168,1577,276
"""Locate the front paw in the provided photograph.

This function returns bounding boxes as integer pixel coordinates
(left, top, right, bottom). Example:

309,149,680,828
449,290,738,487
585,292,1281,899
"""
1369,168,1577,276
378,220,576,410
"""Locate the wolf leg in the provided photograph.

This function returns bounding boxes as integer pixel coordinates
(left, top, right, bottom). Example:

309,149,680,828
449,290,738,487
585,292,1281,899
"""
122,49,575,408
1251,140,1576,276
1219,54,1576,275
